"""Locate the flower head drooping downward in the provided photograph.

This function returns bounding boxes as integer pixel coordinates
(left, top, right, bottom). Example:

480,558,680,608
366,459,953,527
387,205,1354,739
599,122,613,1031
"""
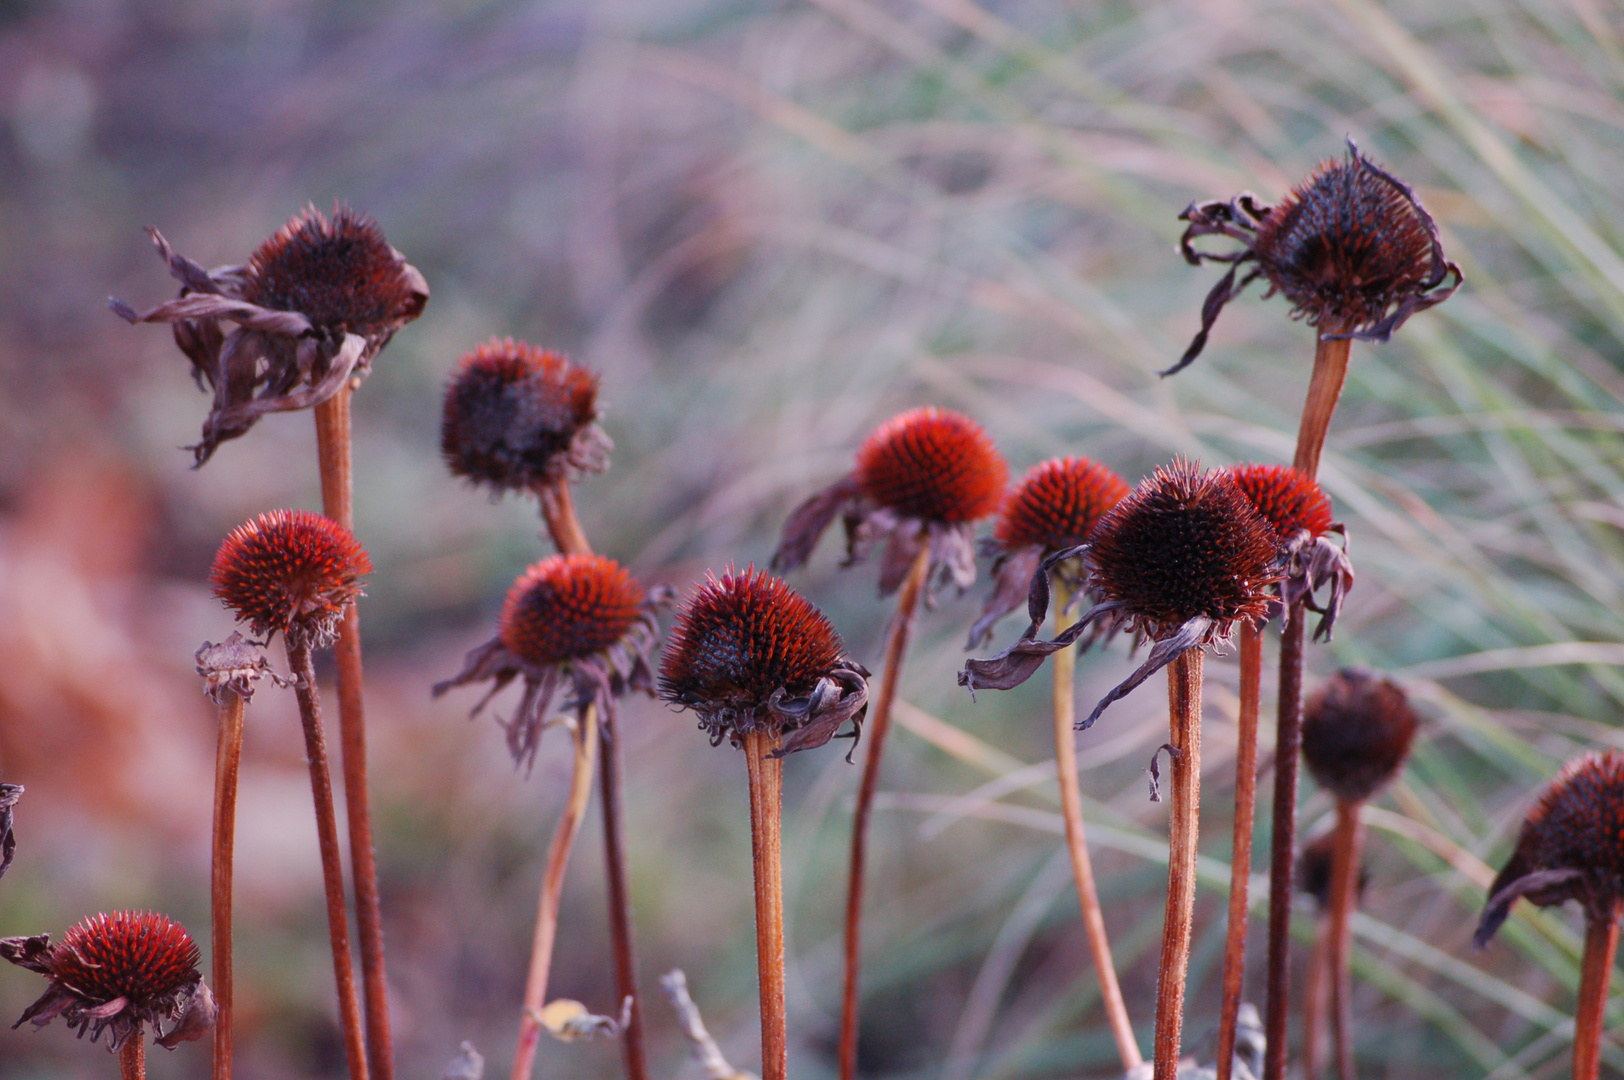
109,203,428,464
1228,463,1354,641
1301,669,1418,807
434,554,667,771
211,510,371,649
659,566,869,759
772,407,1007,603
1166,139,1461,376
1,911,215,1050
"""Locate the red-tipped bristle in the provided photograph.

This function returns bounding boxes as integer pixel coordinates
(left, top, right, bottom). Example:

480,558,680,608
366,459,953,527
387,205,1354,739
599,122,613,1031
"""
498,554,643,667
1228,463,1334,542
210,509,371,638
241,203,420,333
1520,751,1624,881
994,456,1129,551
54,912,201,1007
854,407,1007,524
440,338,601,489
1300,669,1418,804
659,565,846,707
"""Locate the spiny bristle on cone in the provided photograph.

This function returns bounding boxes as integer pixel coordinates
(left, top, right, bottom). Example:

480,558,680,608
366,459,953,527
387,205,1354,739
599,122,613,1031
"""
1301,668,1418,804
854,407,1007,524
210,509,371,642
241,203,424,334
994,456,1129,552
499,555,643,667
52,911,202,1007
1228,463,1334,542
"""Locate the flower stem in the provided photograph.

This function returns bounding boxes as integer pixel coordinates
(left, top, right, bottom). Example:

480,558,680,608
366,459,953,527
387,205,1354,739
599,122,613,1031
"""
1292,334,1352,479
1302,910,1328,1080
537,476,593,557
1325,800,1363,1080
1155,648,1203,1080
1051,578,1141,1073
1574,899,1620,1080
744,731,788,1080
314,388,394,1080
211,687,246,1080
1215,622,1262,1080
121,1033,146,1080
510,704,599,1080
1263,611,1305,1080
839,543,932,1080
285,637,370,1080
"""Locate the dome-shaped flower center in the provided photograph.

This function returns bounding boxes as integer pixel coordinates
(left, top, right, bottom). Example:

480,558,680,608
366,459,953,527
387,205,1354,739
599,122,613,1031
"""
1521,752,1624,883
52,912,201,1006
1301,669,1418,804
854,407,1006,524
498,554,643,667
242,204,421,334
211,510,371,638
995,457,1129,552
1228,463,1334,542
441,339,600,489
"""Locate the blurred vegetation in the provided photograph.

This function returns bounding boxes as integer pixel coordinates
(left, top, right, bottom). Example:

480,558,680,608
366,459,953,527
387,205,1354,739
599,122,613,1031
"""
0,0,1622,1077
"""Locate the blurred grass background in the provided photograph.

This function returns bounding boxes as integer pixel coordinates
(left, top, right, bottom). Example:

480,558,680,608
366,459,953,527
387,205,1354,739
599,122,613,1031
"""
0,0,1622,1077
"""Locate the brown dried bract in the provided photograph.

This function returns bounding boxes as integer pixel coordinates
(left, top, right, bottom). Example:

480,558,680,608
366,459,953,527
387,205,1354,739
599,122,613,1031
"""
0,782,19,882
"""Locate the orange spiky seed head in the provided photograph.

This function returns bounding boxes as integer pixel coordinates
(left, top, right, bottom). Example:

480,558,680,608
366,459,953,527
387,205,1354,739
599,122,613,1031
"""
499,555,644,668
995,456,1130,552
241,203,425,334
1300,669,1418,804
1227,463,1334,542
210,510,371,646
854,407,1007,525
52,912,201,1010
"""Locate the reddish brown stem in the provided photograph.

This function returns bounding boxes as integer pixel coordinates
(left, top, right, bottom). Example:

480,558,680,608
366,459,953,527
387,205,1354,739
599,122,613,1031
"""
1302,912,1328,1080
314,389,394,1080
211,689,246,1080
839,545,932,1080
1215,622,1262,1080
1575,900,1621,1080
744,731,788,1080
537,476,593,557
286,637,370,1080
1292,335,1352,478
1326,801,1363,1080
510,705,599,1080
1052,579,1141,1073
599,712,649,1080
1154,649,1203,1080
121,1034,146,1080
1263,611,1305,1080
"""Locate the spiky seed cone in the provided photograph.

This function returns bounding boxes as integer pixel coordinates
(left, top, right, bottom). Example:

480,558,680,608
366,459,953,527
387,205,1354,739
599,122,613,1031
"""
500,555,644,667
441,338,603,490
1300,669,1418,804
1227,464,1334,542
854,407,1007,524
52,912,202,1009
211,509,371,645
241,204,425,334
995,457,1130,552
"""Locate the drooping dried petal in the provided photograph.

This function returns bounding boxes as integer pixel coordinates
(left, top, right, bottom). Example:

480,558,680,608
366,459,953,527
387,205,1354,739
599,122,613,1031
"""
211,510,371,647
1301,669,1418,805
500,555,645,668
0,782,19,882
855,407,1007,525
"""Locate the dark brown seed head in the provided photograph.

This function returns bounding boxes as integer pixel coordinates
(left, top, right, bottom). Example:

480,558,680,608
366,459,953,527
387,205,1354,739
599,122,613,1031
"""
210,510,371,646
499,555,643,668
855,407,1007,525
1296,832,1369,912
241,204,425,335
1085,459,1277,640
1301,669,1418,804
1227,463,1334,542
441,338,604,490
994,457,1130,553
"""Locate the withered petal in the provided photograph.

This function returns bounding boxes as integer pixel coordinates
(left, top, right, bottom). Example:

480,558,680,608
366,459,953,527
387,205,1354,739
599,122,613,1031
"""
967,546,1043,649
877,518,928,597
771,475,861,572
1474,866,1584,949
1079,615,1213,731
0,782,19,882
770,665,870,760
925,523,978,606
958,598,1125,696
155,980,216,1048
1163,263,1262,377
0,933,53,974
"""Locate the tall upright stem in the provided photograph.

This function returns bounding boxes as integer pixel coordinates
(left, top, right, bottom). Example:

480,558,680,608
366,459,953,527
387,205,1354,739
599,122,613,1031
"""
1325,801,1363,1080
744,731,788,1080
211,689,246,1080
120,1034,146,1080
1291,336,1352,480
839,545,932,1080
537,476,593,557
1215,622,1262,1080
1574,900,1621,1080
1302,913,1328,1080
1154,649,1203,1080
511,705,600,1080
1051,578,1141,1073
314,388,394,1080
285,637,370,1080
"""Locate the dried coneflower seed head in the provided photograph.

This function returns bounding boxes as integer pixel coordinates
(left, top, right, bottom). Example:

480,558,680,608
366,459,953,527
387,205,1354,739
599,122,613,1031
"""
855,407,1007,525
441,338,605,489
1296,832,1369,912
1227,464,1334,542
241,204,425,334
211,510,371,646
1301,669,1418,804
499,555,644,668
995,457,1130,552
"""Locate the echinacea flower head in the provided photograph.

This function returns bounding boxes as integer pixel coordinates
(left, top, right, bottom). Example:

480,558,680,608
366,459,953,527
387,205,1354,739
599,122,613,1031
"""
1476,752,1624,948
659,566,869,758
109,203,428,465
210,510,371,649
440,338,611,491
1300,669,1418,804
1,911,215,1050
1167,139,1460,375
434,554,665,770
1296,831,1368,913
773,407,1007,601
1228,463,1354,640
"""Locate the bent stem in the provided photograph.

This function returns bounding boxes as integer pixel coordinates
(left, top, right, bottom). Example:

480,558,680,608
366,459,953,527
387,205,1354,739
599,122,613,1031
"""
211,688,246,1080
286,637,370,1080
839,544,932,1080
1154,649,1203,1080
744,731,787,1080
314,388,394,1080
121,1034,146,1080
537,476,593,557
1215,622,1262,1080
511,704,600,1080
1052,578,1141,1073
1574,899,1621,1080
1325,800,1363,1080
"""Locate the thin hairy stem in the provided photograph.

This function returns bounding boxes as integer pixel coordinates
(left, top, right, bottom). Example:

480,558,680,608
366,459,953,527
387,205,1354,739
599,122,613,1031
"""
839,544,932,1080
744,731,787,1080
537,476,593,557
1574,900,1621,1080
1292,335,1352,478
314,388,393,1080
286,637,370,1080
1216,622,1262,1080
1154,649,1203,1080
1302,912,1328,1080
1263,612,1305,1080
211,688,246,1080
121,1034,146,1080
1326,801,1363,1080
511,705,600,1080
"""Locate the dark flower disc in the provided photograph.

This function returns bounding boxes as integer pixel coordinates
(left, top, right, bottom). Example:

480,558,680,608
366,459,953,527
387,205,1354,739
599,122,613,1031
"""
855,407,1007,525
995,457,1130,553
211,509,371,643
241,204,425,335
1228,463,1333,542
499,555,644,668
1301,668,1418,804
